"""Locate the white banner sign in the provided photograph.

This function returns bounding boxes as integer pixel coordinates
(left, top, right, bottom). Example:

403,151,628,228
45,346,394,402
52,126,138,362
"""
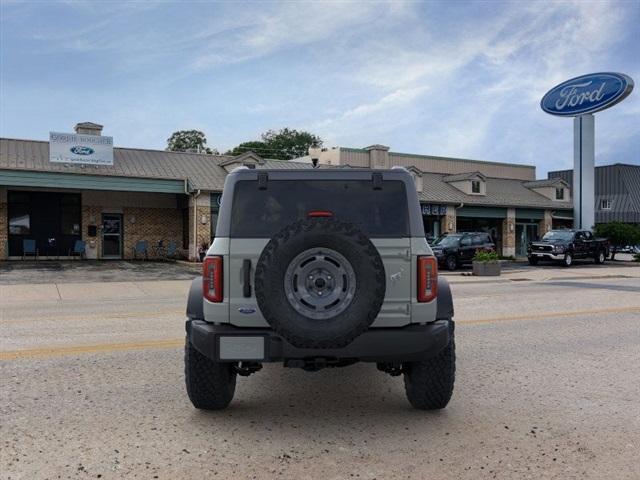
49,132,114,165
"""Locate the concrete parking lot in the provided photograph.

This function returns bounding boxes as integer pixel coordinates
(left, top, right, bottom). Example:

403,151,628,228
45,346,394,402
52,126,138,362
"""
1,261,640,479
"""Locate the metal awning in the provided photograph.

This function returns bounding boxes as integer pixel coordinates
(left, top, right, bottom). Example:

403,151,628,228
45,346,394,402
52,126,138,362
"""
552,213,574,220
0,169,187,194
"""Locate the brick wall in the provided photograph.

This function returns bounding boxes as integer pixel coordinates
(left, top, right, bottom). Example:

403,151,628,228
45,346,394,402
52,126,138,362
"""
196,205,211,247
81,205,102,259
441,205,457,233
539,210,553,237
123,206,183,260
501,208,516,257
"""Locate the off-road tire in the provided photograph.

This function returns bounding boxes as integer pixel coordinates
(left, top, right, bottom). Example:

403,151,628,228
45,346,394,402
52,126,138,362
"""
445,255,457,271
403,321,455,410
185,336,237,410
528,256,539,266
254,218,386,349
562,253,573,267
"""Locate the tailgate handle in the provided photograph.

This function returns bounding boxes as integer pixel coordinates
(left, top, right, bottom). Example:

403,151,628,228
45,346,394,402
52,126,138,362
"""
242,259,252,298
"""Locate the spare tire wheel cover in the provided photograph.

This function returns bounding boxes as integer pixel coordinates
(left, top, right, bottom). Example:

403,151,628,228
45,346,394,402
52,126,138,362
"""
254,218,386,349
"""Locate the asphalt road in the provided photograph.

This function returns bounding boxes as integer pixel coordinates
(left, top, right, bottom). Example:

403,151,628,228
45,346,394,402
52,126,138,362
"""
2,272,640,479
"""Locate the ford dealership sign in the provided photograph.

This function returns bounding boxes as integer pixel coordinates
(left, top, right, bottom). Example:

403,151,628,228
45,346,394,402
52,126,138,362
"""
541,72,633,116
50,132,114,165
69,146,95,156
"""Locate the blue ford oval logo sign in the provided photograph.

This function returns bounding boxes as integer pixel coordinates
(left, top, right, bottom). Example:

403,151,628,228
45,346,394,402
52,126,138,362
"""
541,72,633,116
70,146,95,155
238,306,256,315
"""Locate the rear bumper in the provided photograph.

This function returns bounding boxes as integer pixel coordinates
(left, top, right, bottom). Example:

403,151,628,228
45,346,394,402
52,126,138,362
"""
186,320,450,364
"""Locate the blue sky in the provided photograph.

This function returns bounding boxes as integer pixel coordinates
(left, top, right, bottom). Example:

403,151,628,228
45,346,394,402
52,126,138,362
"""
1,0,638,176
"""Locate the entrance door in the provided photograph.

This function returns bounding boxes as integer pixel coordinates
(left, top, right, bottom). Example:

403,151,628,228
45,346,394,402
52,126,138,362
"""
516,223,538,257
102,214,123,259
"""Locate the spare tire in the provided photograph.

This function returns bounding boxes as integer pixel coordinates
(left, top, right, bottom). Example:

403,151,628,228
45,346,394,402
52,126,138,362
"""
254,218,386,349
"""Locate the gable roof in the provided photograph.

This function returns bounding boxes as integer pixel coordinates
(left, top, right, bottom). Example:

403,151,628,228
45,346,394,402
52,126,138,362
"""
218,151,265,167
0,137,306,191
420,172,572,209
523,178,568,188
443,171,486,182
0,137,573,210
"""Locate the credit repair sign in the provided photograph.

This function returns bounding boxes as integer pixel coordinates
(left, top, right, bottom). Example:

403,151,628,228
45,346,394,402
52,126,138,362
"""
49,132,114,165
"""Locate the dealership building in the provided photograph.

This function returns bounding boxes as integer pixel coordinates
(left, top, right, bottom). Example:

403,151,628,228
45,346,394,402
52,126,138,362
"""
1,122,577,261
548,164,640,224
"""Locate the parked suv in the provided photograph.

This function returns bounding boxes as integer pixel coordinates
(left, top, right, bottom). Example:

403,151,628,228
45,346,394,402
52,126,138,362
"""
185,167,455,410
431,232,496,270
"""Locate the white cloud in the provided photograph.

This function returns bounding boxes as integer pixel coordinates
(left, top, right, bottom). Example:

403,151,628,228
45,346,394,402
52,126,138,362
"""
2,0,636,172
308,0,636,173
190,2,406,70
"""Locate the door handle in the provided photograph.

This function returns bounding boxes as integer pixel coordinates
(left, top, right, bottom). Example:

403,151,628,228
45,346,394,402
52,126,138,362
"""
242,259,252,298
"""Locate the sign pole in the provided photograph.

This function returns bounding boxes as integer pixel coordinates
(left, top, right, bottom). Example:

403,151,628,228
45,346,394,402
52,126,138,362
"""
541,72,633,231
573,114,595,229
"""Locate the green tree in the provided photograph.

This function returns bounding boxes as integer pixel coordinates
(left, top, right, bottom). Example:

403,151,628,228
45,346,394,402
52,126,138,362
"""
225,141,268,157
261,128,322,160
226,128,322,160
594,222,640,260
167,130,217,154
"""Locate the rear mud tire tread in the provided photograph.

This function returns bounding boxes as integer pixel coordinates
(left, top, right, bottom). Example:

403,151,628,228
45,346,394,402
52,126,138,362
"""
403,321,456,410
185,337,237,410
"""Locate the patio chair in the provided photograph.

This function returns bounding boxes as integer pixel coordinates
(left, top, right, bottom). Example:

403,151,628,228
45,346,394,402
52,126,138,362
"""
153,239,166,258
68,240,86,260
165,240,177,259
22,239,38,261
133,240,149,260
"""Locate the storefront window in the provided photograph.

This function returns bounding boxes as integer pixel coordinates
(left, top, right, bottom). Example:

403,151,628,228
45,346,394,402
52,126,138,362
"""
9,208,30,234
7,191,81,257
8,192,30,234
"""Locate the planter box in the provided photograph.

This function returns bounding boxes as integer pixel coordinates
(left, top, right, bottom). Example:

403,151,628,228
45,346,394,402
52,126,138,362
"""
472,261,501,276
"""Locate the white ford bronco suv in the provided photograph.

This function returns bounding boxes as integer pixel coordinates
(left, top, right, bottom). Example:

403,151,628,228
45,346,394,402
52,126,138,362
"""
185,167,455,410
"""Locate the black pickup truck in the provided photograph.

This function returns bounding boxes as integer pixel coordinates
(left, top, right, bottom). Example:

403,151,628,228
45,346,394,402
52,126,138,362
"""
527,230,609,267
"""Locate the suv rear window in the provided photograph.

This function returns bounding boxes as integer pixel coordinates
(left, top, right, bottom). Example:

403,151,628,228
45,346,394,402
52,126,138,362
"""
230,179,409,238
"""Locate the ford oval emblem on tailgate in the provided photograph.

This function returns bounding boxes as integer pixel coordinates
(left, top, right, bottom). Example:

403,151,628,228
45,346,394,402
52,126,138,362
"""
238,306,256,315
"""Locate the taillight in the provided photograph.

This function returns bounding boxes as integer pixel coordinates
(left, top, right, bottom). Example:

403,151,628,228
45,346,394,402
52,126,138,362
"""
203,256,223,302
308,210,333,217
417,256,438,302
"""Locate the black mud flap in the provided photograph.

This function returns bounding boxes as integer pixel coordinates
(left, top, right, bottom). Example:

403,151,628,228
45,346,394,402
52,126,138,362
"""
186,276,204,321
436,277,454,320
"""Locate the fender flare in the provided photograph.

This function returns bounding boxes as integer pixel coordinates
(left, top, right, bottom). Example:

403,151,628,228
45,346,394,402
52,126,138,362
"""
186,276,204,320
436,276,454,320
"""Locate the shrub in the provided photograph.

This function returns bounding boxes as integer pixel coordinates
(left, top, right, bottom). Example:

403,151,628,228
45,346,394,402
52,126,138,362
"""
473,251,499,262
